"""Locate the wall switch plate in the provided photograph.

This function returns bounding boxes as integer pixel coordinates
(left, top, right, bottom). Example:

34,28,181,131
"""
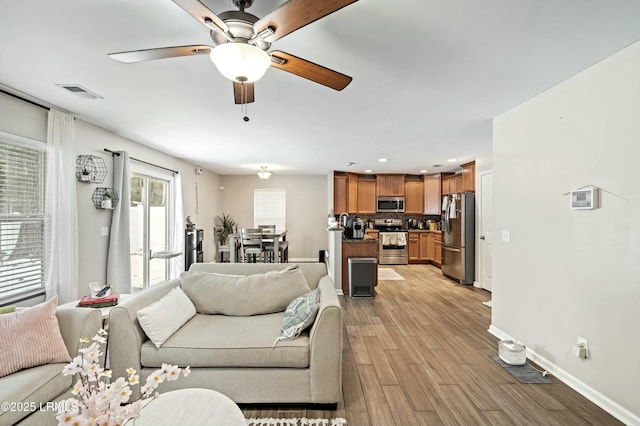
101,226,109,237
501,230,511,243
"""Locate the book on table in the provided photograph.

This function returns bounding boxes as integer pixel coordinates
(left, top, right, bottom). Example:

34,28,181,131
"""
78,292,120,308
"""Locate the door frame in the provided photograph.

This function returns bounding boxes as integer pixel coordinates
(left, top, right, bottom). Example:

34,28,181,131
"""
477,169,494,292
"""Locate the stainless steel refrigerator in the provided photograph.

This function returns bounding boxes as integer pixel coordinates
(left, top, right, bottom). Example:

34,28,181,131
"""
442,192,475,284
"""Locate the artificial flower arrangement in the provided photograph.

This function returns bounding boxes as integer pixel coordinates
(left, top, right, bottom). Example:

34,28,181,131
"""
56,328,190,425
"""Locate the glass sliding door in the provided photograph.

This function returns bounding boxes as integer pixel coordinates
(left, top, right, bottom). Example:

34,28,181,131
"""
130,173,171,291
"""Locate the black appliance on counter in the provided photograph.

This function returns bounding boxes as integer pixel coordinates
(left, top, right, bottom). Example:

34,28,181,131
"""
344,216,365,239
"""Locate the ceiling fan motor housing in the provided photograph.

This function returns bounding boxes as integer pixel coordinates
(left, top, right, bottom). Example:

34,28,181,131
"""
210,10,271,51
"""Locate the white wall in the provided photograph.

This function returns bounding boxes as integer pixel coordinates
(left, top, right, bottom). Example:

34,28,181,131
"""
219,174,328,261
0,91,223,302
492,41,640,421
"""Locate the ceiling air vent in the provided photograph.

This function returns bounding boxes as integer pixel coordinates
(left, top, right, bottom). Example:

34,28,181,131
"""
56,84,103,100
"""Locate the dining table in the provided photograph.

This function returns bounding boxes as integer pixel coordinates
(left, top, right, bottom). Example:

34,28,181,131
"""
227,230,288,263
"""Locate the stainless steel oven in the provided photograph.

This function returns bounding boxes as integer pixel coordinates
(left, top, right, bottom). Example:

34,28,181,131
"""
375,219,408,265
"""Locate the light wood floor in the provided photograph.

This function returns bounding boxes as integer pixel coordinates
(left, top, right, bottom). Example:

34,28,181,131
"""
241,264,621,425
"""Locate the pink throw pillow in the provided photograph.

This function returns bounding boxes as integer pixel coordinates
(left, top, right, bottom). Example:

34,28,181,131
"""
0,296,71,378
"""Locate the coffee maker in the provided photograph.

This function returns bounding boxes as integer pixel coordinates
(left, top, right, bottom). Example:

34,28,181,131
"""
350,217,365,239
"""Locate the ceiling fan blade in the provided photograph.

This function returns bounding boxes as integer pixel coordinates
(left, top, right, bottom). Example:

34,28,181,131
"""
255,0,358,43
108,45,212,63
233,82,255,104
171,0,230,35
270,51,352,91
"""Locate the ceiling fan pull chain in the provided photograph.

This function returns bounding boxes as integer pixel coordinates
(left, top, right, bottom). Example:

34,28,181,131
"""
240,80,250,122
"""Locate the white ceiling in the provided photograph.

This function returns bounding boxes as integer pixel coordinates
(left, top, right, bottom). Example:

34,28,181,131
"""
2,0,640,176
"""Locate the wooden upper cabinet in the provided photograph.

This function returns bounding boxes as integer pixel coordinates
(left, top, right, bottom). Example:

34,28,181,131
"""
357,179,376,213
376,175,405,197
423,174,441,215
461,161,476,192
348,174,358,213
333,174,348,214
404,179,424,214
334,173,358,214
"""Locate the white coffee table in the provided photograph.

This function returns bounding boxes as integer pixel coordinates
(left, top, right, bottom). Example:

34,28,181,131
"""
125,388,246,426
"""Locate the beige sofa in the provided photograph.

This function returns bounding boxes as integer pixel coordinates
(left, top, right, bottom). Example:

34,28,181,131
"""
0,308,102,426
108,263,343,405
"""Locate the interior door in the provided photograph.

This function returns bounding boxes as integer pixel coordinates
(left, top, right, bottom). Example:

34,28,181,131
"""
479,171,494,291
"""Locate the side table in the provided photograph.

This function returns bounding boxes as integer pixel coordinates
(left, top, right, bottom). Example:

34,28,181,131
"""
125,388,246,426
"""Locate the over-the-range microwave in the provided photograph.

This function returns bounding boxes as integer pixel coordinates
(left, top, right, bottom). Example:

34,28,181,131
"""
377,196,405,213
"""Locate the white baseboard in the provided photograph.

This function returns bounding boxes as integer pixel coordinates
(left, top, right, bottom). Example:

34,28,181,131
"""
335,289,344,296
488,325,640,426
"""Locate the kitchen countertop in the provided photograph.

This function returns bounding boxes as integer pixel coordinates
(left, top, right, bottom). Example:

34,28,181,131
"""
343,238,378,243
407,229,443,234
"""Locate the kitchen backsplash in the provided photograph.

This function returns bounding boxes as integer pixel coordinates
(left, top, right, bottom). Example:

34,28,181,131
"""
356,213,442,230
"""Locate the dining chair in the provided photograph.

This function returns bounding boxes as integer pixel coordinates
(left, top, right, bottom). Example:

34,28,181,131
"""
258,225,288,263
240,228,265,263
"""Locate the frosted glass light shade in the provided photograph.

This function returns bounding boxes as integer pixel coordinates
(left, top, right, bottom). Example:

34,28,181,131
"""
210,43,271,83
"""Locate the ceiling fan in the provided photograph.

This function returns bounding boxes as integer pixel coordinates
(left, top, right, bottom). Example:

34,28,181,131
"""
108,0,357,104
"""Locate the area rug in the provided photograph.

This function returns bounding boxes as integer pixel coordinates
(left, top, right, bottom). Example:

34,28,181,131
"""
377,268,405,280
246,418,347,426
491,356,552,384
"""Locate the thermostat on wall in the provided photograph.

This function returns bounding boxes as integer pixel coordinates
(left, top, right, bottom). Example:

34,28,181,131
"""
570,188,599,210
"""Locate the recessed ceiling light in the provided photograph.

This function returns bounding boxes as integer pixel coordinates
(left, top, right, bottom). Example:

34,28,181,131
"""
365,169,373,173
420,169,428,173
378,158,387,163
345,161,355,166
448,158,457,162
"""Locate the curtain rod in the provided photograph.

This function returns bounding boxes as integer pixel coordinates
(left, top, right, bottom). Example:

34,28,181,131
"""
104,148,178,175
1,89,50,111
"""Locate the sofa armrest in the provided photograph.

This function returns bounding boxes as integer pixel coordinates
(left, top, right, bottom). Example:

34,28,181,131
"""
56,308,103,357
107,279,180,394
308,275,343,402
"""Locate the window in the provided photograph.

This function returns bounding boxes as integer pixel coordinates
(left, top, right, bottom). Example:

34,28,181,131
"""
0,132,46,302
254,188,286,231
129,165,174,291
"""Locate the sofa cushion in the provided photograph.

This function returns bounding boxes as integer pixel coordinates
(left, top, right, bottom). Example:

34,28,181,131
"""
137,286,196,348
140,313,310,368
274,288,321,347
181,265,311,316
0,297,71,378
0,362,72,425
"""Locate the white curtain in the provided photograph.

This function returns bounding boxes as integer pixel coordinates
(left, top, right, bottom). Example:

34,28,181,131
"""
45,110,77,303
106,151,131,293
169,171,185,278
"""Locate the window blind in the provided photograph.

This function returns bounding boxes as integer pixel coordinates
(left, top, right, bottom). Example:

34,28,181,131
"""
254,188,286,231
0,137,46,301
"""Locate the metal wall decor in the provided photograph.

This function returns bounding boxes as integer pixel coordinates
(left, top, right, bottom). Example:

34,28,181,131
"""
92,187,119,210
76,155,108,183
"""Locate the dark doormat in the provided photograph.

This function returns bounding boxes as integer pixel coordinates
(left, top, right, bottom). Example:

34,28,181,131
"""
491,356,552,384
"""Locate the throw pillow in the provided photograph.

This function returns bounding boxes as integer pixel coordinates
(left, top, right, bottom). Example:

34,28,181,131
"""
273,287,321,347
181,264,311,316
137,286,196,348
0,296,71,378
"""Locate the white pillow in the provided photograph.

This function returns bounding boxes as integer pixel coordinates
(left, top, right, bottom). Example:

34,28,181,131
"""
137,287,196,348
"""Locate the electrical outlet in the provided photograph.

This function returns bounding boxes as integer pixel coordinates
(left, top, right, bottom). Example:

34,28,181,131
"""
575,336,589,359
101,226,109,237
501,230,511,243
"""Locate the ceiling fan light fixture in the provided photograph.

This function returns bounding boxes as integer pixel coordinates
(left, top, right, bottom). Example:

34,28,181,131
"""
257,166,272,180
210,42,271,83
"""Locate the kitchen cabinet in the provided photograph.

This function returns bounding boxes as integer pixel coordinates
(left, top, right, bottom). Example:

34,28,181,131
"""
377,175,405,197
441,173,454,195
408,231,420,262
419,232,435,261
357,179,376,214
461,161,475,192
334,173,358,214
423,174,441,214
434,233,442,266
404,179,424,214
